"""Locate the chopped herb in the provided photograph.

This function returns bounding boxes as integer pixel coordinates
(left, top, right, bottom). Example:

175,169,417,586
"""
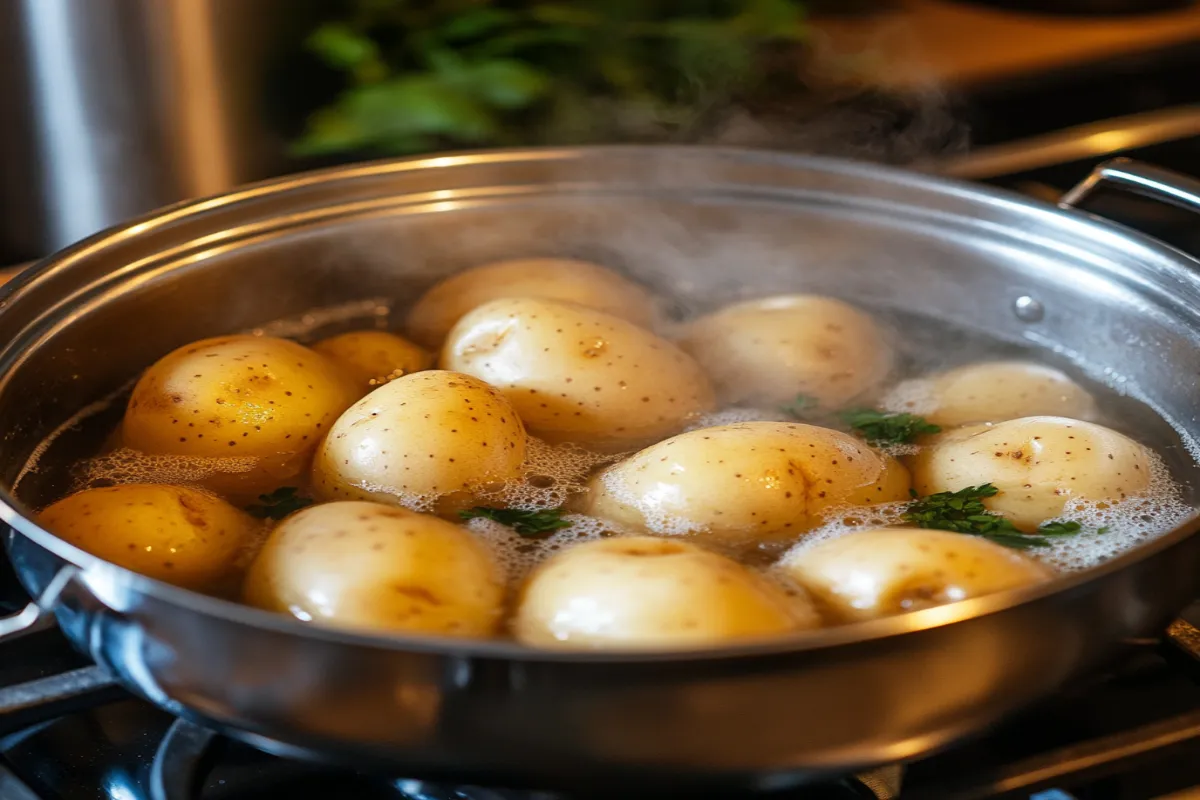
1037,520,1083,537
842,408,941,446
903,484,1089,550
780,394,819,419
246,487,313,520
460,506,570,538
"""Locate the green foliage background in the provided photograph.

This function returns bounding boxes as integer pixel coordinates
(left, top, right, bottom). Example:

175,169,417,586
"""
294,0,808,157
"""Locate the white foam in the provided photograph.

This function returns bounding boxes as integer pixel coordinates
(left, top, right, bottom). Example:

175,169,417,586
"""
72,448,259,490
468,513,629,585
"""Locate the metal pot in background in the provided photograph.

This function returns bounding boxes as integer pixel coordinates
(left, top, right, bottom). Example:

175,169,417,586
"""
0,0,324,265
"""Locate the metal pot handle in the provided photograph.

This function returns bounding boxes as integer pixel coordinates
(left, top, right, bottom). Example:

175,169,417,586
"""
1059,157,1200,216
0,565,78,641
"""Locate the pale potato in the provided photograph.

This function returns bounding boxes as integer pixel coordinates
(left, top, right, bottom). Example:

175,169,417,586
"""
123,335,359,498
780,528,1053,623
407,258,657,348
513,536,817,649
884,361,1097,427
678,295,893,408
909,416,1152,531
312,370,527,512
39,484,261,591
243,501,504,636
582,422,910,545
441,297,714,452
311,330,431,393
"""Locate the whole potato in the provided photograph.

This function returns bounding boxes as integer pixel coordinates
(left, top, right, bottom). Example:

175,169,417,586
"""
678,295,893,408
513,536,817,649
909,416,1152,531
39,484,261,591
442,297,714,452
244,501,504,636
885,361,1096,427
311,330,431,393
407,257,657,349
582,422,911,545
780,528,1053,623
123,335,359,498
312,370,527,512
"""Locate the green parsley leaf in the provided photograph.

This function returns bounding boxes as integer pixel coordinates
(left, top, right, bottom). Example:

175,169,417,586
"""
842,408,941,446
246,487,314,520
460,506,571,538
780,394,819,419
903,484,1091,550
1037,520,1083,537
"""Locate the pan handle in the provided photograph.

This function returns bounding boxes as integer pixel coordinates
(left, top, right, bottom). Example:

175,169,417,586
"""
1060,157,1200,216
0,565,78,642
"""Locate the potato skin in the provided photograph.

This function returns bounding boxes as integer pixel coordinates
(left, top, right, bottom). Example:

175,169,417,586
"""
886,361,1097,427
780,527,1054,622
312,370,527,511
39,484,261,591
243,501,504,636
406,257,657,349
678,295,893,408
909,416,1152,531
122,335,359,497
441,297,714,452
513,536,816,649
583,422,911,545
311,330,431,393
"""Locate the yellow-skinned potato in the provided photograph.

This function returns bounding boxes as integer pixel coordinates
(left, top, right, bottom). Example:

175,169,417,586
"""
39,484,261,592
312,370,527,511
910,416,1152,531
311,330,431,393
884,361,1096,427
513,536,817,649
244,501,504,636
582,422,910,545
441,297,714,452
779,528,1053,623
406,257,657,349
122,335,359,498
678,295,893,408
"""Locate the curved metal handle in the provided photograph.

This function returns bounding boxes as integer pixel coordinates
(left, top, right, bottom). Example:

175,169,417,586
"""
1060,157,1200,216
0,566,77,642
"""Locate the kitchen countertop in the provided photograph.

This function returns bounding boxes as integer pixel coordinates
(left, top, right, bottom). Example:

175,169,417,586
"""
811,0,1200,89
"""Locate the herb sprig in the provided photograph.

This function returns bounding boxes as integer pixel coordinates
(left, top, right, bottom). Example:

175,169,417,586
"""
460,506,571,538
842,408,940,446
903,484,1093,550
246,487,314,520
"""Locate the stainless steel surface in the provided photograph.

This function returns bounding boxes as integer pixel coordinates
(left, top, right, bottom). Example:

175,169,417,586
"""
937,106,1200,181
0,0,319,262
1061,156,1200,215
0,564,74,641
3,146,1200,791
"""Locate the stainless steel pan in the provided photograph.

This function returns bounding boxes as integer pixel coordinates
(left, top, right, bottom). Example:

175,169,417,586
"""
2,148,1200,793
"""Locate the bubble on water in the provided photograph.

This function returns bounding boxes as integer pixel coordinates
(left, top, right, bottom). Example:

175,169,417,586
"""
73,448,259,489
350,438,621,518
780,501,911,561
1032,451,1193,572
468,513,629,586
685,407,789,430
879,378,937,417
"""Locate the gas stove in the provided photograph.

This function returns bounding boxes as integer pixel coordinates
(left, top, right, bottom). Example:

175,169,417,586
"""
3,13,1200,800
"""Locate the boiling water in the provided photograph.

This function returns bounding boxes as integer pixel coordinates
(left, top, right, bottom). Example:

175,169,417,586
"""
16,296,1199,589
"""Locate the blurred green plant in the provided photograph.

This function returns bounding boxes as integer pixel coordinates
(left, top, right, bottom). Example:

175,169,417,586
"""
293,0,808,157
